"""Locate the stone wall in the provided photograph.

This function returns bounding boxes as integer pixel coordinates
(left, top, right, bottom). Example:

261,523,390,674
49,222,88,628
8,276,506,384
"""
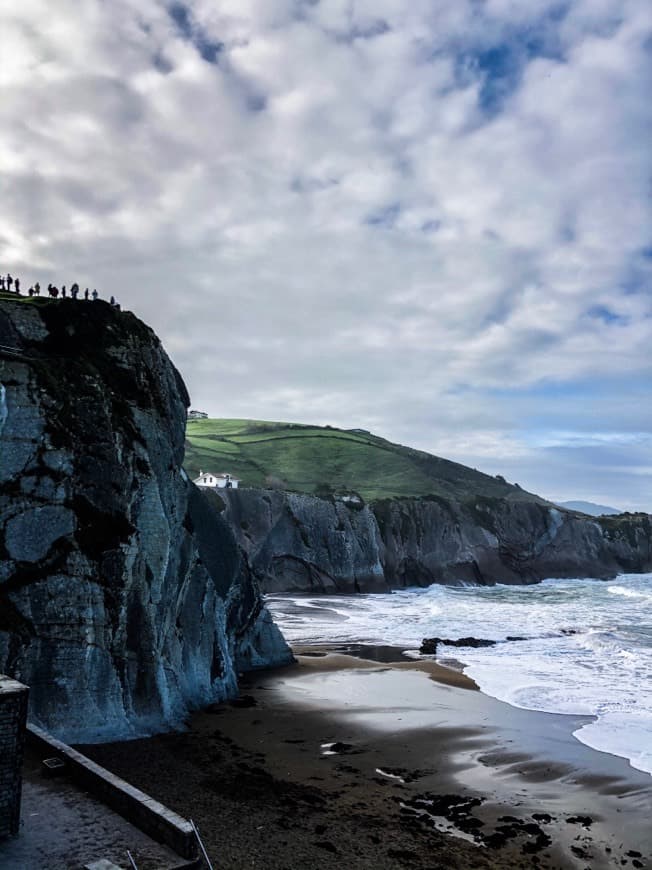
0,676,28,838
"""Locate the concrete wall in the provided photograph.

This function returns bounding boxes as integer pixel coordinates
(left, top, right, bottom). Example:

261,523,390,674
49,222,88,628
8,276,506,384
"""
26,725,198,861
0,676,28,838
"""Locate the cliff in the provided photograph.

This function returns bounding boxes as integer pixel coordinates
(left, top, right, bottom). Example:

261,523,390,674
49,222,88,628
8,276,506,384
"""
215,488,386,593
219,489,652,592
374,496,651,586
0,297,291,743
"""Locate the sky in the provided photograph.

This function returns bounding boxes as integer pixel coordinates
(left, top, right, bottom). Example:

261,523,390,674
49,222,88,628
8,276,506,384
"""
1,0,651,511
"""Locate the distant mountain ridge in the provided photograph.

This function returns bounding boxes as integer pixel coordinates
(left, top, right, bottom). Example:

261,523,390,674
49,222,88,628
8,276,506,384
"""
557,500,621,516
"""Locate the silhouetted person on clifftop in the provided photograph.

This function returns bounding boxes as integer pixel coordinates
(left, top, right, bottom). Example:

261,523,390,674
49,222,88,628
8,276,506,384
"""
6,274,13,292
92,288,98,300
84,288,89,300
34,282,40,296
14,278,20,294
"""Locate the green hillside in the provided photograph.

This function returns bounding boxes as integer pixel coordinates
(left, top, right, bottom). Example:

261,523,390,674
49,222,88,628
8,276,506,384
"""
184,418,548,504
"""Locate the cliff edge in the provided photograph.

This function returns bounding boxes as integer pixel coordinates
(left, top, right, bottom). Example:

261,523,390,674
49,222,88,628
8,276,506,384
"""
219,489,652,593
0,297,292,742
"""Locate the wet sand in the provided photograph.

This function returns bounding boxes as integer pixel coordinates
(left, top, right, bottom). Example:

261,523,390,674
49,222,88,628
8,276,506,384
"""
82,648,652,870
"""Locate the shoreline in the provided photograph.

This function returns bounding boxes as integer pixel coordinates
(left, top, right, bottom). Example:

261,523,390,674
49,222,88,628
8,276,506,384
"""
81,646,651,869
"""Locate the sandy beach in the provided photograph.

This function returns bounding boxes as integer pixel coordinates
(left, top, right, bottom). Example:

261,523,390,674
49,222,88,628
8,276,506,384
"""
81,647,652,870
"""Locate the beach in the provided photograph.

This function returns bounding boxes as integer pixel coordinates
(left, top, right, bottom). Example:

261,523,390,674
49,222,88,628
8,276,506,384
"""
81,648,651,870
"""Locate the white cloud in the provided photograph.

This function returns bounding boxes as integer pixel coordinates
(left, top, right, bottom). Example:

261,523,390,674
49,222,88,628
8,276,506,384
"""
0,0,650,509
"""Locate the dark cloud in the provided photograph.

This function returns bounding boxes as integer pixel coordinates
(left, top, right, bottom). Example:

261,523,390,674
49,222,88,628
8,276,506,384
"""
364,203,401,228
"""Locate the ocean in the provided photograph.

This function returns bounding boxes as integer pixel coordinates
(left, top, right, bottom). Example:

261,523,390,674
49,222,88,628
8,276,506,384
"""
267,572,652,776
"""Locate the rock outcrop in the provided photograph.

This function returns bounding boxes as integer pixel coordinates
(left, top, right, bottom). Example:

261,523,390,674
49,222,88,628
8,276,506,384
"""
218,490,652,593
217,488,387,593
0,298,291,743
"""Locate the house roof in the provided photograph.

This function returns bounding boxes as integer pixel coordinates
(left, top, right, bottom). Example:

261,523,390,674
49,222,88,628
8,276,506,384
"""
194,471,240,480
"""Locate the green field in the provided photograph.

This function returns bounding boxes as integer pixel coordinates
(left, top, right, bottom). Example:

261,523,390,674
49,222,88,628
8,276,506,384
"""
184,418,547,503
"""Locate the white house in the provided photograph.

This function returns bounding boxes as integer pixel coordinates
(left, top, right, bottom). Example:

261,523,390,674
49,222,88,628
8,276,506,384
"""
193,470,239,490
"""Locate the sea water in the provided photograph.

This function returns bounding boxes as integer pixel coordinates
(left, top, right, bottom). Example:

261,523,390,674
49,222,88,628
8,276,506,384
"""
267,573,652,775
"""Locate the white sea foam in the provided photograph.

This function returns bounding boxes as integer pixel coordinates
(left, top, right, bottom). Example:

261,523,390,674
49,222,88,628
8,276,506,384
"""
268,572,652,775
608,584,652,602
573,711,652,775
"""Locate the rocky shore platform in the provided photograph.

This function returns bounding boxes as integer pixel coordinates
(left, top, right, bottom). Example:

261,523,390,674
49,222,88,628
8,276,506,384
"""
81,648,651,869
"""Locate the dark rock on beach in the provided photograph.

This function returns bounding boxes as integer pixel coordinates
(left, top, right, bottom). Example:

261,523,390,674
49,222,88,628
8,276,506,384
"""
420,637,497,655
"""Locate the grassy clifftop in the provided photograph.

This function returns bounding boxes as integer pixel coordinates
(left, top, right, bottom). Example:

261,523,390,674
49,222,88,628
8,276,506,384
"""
184,418,548,503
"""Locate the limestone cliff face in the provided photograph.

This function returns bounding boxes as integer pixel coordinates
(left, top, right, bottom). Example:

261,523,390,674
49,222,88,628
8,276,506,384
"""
373,497,652,586
0,299,291,743
218,489,387,593
218,490,651,592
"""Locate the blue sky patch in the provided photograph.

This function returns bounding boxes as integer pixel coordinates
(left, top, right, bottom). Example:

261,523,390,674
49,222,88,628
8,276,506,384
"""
168,2,223,65
168,3,192,39
456,7,569,114
197,39,224,65
475,44,518,111
587,305,628,325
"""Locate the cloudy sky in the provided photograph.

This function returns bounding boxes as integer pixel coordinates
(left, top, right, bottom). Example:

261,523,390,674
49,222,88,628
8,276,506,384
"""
2,0,651,511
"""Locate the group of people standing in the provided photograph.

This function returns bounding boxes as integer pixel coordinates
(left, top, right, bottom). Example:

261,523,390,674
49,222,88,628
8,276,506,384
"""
1,273,120,308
